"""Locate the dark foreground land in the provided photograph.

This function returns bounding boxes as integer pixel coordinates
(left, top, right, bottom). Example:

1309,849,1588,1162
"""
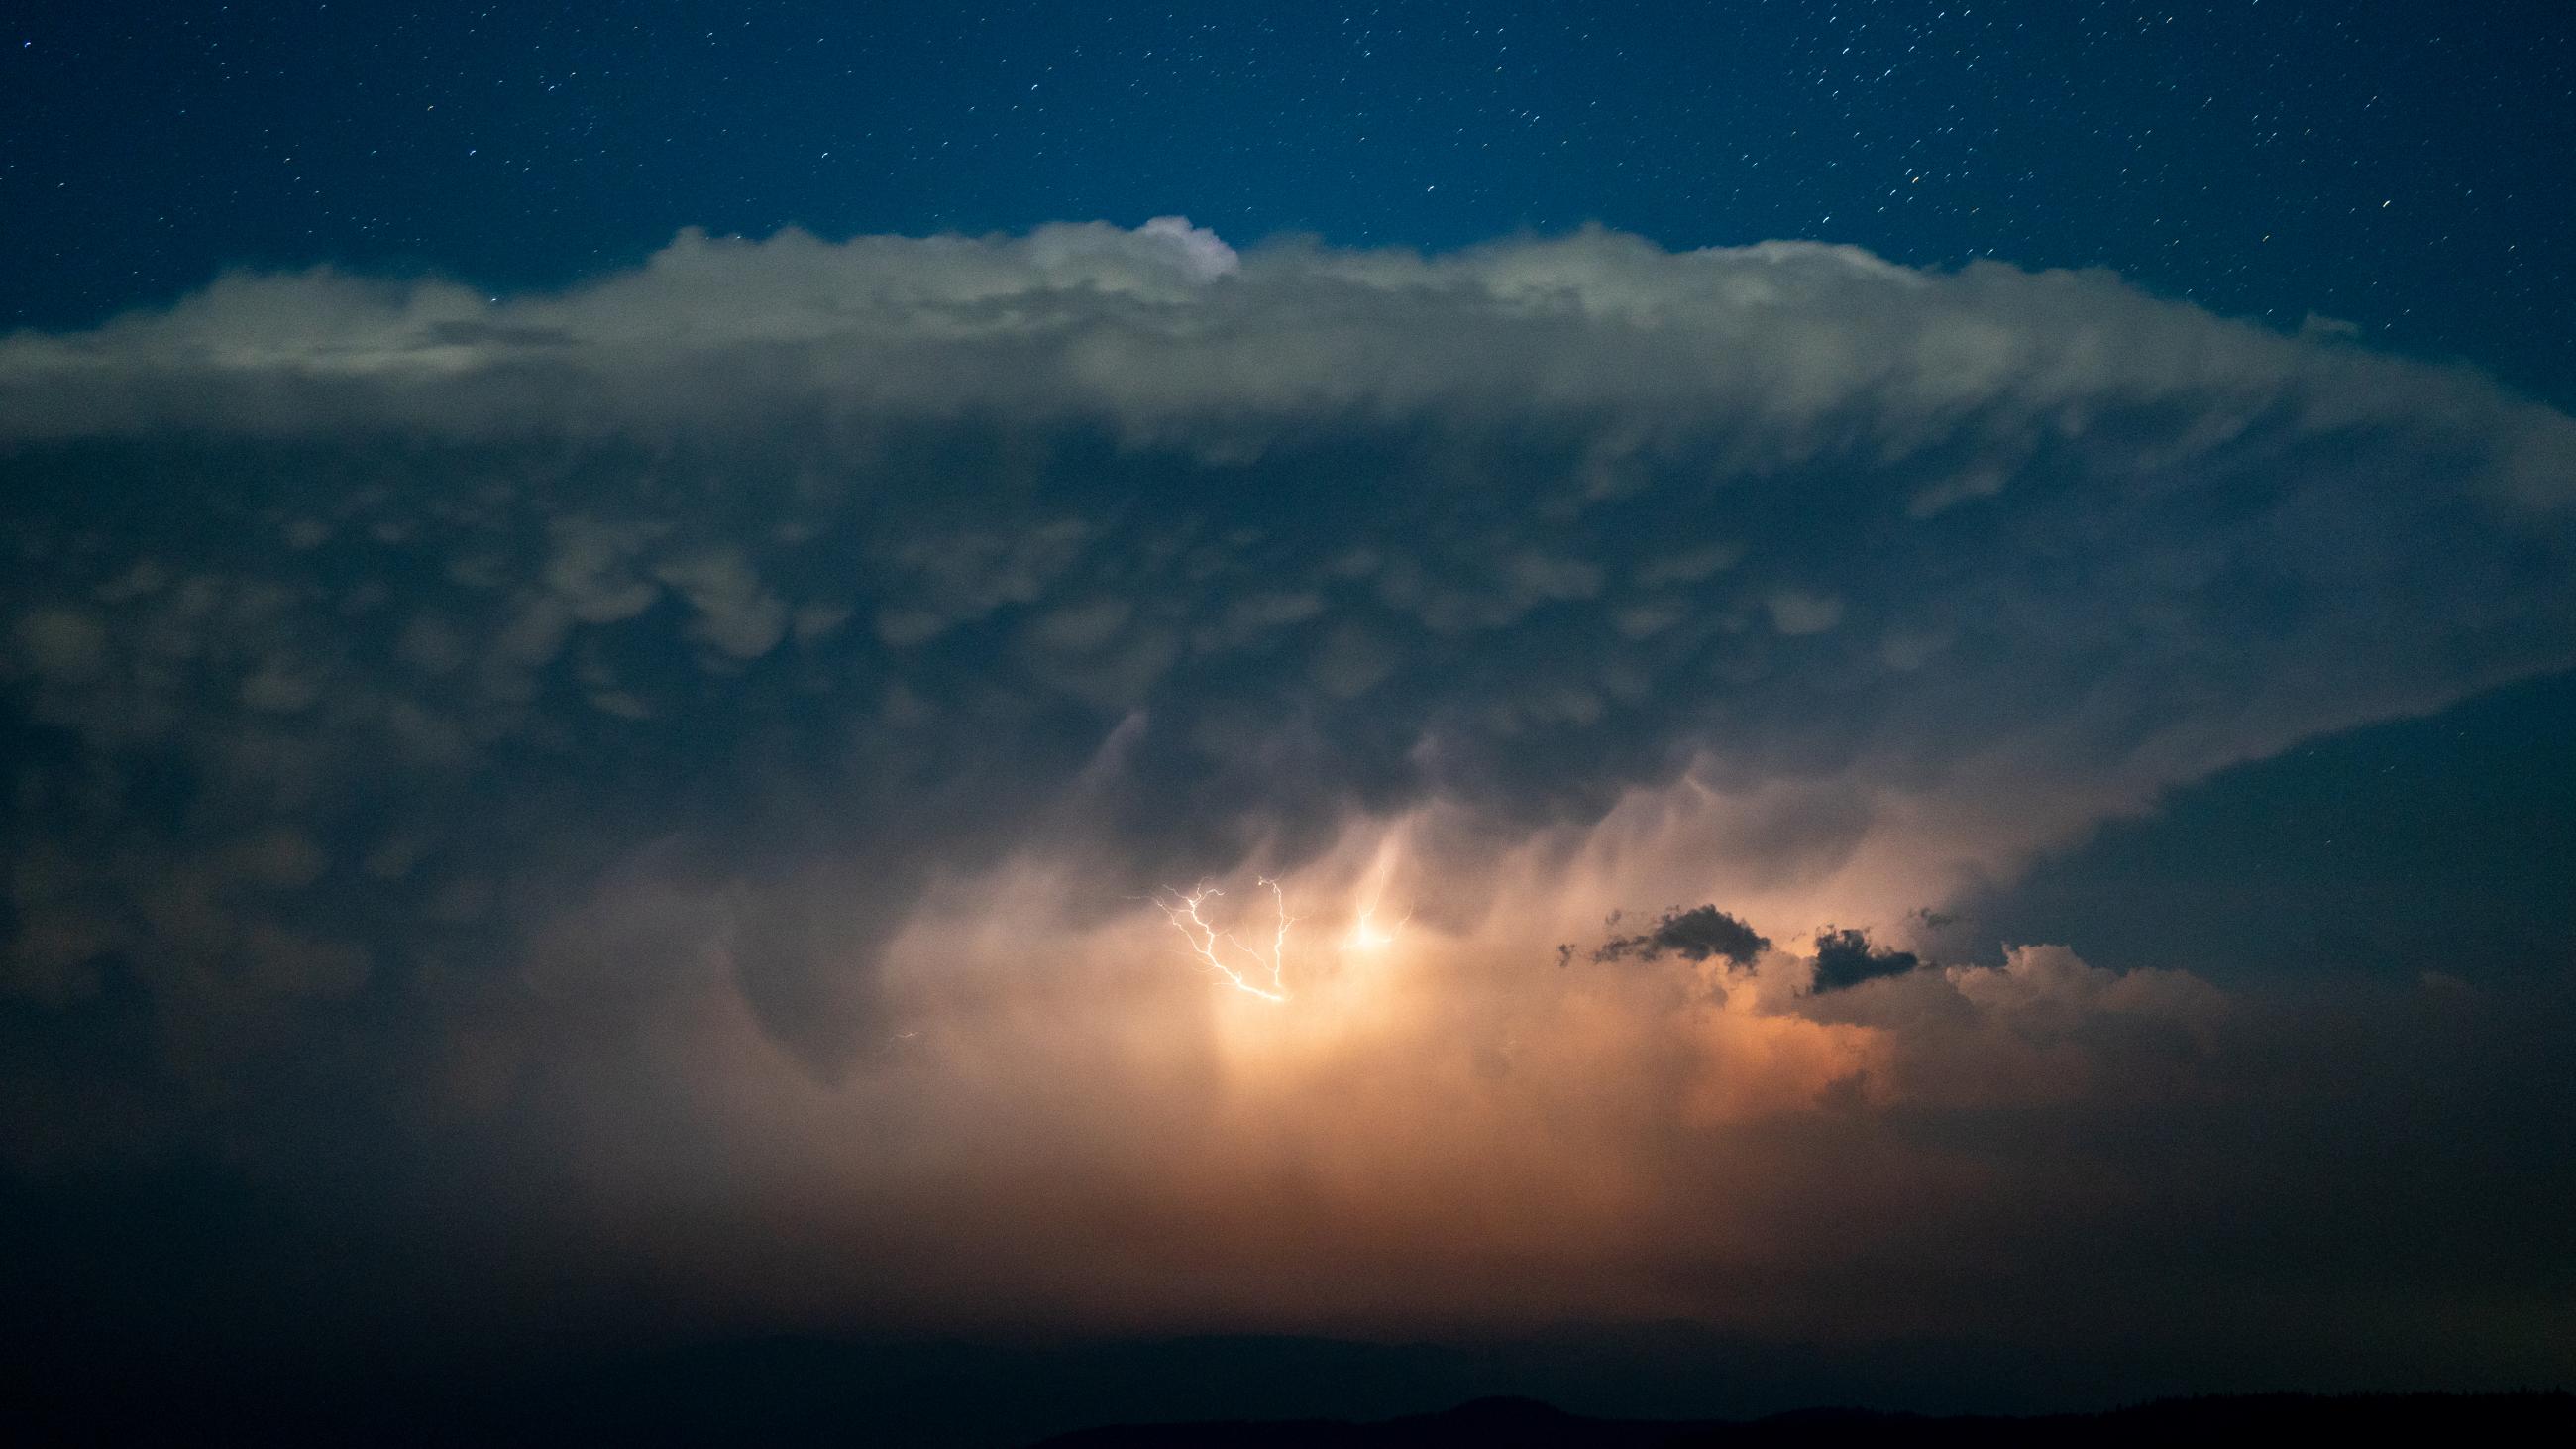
7,1331,2566,1449
1041,1393,2576,1448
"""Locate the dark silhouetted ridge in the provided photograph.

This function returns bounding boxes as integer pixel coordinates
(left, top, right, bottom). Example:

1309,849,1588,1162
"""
1035,1392,2575,1447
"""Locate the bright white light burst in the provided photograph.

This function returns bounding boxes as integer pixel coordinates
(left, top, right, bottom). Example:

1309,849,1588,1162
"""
1343,904,1411,953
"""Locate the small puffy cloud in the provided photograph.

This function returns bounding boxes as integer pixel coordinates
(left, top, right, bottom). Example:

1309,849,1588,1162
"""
1808,927,1922,993
1581,904,1771,967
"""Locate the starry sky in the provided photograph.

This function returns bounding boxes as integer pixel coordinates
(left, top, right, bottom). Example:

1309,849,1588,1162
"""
3,4,2573,1445
10,2,2575,400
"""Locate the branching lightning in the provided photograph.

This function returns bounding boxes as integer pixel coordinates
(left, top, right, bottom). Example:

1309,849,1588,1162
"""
1150,878,1414,1001
1151,878,1296,1002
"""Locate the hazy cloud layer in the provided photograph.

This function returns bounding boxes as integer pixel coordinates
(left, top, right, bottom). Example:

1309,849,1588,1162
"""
2,221,2571,1384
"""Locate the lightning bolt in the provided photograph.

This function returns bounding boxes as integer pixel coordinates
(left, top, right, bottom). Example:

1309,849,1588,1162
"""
1151,877,1296,1002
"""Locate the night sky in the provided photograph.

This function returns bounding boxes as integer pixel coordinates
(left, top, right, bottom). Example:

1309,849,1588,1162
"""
12,2,2576,400
3,4,2573,1444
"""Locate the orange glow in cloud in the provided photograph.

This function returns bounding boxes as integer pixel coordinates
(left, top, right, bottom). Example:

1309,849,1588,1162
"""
475,770,2243,1342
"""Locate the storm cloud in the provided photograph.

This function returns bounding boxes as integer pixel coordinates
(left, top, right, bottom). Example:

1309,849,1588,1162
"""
2,220,2571,1389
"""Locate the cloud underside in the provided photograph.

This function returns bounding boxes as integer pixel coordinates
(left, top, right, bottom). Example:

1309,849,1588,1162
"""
1,221,2571,1371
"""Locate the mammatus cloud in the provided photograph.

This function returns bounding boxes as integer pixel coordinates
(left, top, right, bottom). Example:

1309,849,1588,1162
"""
1,220,2571,1383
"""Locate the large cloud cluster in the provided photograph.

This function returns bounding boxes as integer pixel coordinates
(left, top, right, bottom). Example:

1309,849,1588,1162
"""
1,221,2570,1382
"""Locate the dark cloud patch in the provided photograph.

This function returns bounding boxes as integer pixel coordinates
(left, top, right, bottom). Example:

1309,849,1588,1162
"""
1809,928,1923,993
1587,905,1771,967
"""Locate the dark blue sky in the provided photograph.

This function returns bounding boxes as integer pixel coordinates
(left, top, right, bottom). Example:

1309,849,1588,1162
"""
7,1,2574,401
